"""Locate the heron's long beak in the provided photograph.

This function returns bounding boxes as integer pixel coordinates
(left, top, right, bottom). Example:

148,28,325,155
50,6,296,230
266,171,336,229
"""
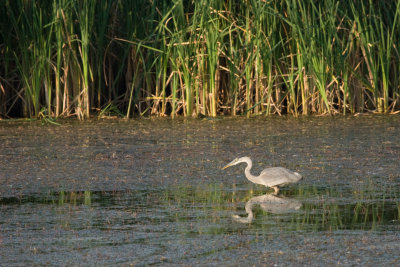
221,163,232,170
221,158,238,170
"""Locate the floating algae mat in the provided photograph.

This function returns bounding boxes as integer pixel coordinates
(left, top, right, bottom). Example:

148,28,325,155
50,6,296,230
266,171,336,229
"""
0,116,400,265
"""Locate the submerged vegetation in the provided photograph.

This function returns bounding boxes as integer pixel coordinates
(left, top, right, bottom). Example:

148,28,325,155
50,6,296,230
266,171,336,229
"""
1,185,399,231
1,0,400,119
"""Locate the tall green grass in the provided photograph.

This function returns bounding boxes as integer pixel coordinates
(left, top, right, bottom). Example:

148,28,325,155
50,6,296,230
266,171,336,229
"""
1,0,400,119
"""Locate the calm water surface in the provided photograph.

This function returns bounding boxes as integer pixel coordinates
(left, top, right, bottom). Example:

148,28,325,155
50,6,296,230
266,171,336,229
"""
0,116,399,266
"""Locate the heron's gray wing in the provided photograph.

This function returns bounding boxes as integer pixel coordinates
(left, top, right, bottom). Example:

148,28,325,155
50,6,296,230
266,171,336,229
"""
259,167,299,187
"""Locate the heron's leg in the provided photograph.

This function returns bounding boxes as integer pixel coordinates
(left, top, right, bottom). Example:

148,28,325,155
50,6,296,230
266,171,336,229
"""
272,186,280,195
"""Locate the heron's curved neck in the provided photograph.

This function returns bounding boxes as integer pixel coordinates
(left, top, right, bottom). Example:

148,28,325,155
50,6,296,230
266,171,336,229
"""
244,160,258,183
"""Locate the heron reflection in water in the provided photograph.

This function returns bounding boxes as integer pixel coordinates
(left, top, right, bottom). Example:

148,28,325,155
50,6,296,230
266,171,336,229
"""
222,156,302,195
232,193,302,223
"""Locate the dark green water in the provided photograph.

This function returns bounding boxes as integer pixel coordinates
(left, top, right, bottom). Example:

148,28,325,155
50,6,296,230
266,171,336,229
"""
1,116,399,265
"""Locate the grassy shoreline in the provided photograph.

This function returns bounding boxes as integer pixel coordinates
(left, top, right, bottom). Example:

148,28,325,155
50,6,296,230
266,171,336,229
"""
1,0,400,119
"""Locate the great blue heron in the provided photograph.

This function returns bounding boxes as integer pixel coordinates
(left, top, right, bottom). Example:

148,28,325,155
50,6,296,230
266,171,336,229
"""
222,156,302,194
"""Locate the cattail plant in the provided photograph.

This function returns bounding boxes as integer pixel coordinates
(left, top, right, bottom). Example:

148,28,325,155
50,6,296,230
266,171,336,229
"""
1,0,399,119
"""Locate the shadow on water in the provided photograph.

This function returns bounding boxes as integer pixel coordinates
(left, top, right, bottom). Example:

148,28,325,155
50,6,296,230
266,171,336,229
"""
232,193,302,223
231,183,399,231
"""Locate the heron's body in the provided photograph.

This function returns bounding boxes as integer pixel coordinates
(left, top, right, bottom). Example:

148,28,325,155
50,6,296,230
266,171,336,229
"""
223,156,302,194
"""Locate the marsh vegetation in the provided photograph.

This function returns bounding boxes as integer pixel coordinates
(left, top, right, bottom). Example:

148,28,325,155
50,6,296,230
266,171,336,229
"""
1,0,400,119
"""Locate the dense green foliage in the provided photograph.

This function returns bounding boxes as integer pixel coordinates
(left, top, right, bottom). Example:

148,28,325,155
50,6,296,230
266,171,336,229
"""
1,0,400,119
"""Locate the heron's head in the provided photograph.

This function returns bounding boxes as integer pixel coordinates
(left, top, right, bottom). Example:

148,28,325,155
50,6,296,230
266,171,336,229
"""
222,157,248,170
